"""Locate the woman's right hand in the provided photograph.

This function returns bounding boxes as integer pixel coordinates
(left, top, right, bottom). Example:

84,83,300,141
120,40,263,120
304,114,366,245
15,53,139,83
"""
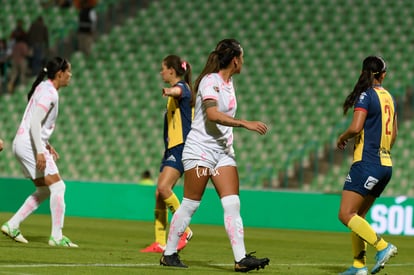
36,153,46,171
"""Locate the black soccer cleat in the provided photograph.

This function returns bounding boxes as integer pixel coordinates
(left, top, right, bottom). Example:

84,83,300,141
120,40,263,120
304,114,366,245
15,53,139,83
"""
160,252,188,268
234,252,270,272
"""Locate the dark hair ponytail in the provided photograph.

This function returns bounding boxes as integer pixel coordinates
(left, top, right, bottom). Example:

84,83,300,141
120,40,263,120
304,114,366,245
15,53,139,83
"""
194,52,220,95
194,38,242,94
182,62,195,106
343,56,387,114
27,56,69,101
163,55,194,106
28,70,47,101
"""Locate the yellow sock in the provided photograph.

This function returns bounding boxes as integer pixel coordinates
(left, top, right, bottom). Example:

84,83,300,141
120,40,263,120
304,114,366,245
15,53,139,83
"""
155,208,167,245
164,193,192,235
348,215,388,251
351,232,367,268
164,193,180,214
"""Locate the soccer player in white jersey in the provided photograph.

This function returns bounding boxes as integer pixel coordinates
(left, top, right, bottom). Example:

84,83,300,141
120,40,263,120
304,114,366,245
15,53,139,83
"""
160,39,270,272
1,57,78,247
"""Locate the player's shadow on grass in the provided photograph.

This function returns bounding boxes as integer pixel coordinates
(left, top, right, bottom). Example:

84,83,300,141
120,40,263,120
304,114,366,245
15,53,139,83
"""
188,260,237,272
26,235,49,243
319,265,348,274
0,235,45,246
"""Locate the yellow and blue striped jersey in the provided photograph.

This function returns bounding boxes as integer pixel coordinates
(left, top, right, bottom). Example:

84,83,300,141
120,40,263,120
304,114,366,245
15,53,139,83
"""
163,81,193,149
353,86,396,166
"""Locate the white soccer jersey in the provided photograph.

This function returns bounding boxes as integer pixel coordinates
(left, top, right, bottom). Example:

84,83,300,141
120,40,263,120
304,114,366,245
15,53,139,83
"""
185,73,237,152
16,80,59,146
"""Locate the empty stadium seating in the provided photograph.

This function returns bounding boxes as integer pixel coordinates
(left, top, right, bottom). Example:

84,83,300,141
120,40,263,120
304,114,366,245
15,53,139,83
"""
1,0,413,196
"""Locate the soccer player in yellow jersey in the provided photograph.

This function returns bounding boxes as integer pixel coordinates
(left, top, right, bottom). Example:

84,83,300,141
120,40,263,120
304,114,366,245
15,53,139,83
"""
337,56,398,275
141,55,194,253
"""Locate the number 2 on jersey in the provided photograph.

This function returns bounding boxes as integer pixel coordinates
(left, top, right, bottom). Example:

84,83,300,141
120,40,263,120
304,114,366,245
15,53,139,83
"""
384,104,392,135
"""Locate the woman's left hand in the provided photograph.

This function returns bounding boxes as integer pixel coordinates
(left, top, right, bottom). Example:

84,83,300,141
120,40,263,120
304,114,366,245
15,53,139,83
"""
336,136,348,150
47,144,60,161
244,121,268,135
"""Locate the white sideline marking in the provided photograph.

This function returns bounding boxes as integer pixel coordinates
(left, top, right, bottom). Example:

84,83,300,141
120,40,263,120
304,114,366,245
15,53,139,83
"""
1,263,414,268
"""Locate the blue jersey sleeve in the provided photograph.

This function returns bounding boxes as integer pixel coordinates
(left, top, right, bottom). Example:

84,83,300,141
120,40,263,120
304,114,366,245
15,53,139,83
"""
354,89,372,111
175,81,191,100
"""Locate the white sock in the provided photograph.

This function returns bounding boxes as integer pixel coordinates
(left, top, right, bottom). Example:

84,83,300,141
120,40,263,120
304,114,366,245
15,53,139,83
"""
8,186,50,228
222,195,246,262
49,181,66,240
164,198,200,256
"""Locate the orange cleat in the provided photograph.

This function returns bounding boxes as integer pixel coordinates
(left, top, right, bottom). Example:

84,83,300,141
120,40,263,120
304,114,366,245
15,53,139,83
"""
140,242,165,253
177,230,193,251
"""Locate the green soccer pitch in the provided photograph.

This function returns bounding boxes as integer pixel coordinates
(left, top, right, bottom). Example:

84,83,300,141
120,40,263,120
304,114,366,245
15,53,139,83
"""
0,213,413,274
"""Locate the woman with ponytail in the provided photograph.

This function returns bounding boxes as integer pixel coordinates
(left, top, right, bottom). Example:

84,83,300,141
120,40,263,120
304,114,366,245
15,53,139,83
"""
337,56,398,275
2,57,78,247
160,39,269,272
140,55,194,253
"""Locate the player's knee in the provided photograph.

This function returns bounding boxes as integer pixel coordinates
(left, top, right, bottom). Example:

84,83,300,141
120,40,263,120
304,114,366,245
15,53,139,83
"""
49,180,66,194
181,198,200,215
338,211,352,226
221,195,240,213
157,184,172,198
35,186,50,201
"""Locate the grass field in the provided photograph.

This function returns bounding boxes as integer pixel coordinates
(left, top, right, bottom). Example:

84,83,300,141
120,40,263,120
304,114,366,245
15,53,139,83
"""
0,212,412,274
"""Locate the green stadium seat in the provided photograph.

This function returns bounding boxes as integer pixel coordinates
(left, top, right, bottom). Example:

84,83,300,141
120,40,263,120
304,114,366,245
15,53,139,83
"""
1,0,413,193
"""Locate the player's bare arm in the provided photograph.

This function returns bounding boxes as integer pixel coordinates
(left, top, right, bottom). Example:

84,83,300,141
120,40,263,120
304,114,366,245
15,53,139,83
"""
162,86,182,97
337,110,366,149
203,99,268,134
391,113,398,148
